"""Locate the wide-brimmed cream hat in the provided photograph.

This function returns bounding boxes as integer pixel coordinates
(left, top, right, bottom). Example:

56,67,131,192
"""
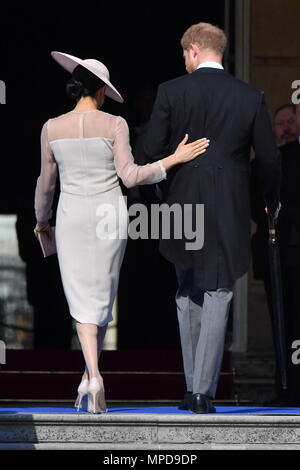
51,51,123,103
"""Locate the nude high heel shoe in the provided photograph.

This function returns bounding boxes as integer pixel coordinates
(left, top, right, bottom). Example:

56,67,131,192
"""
87,376,107,413
74,378,89,412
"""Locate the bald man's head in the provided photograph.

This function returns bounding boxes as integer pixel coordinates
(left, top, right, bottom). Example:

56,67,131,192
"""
274,104,299,145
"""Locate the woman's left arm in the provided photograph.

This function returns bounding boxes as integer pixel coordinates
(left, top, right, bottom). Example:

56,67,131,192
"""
34,120,57,233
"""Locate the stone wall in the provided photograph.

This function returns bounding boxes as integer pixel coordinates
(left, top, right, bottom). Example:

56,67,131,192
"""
250,0,300,113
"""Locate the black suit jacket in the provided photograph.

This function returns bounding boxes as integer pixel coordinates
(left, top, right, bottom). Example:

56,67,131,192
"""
144,67,281,290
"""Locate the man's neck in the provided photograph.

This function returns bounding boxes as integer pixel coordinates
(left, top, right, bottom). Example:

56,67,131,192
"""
196,60,224,71
197,56,222,67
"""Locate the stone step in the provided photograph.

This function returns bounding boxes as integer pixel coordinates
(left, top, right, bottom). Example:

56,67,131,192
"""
1,410,300,450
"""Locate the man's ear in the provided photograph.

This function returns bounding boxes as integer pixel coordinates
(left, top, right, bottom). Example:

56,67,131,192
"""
190,43,200,57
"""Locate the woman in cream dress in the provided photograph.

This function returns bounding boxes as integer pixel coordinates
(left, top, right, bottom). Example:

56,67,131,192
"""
33,51,209,413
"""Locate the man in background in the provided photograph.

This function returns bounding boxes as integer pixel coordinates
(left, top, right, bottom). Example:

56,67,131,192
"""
273,104,298,146
252,102,300,405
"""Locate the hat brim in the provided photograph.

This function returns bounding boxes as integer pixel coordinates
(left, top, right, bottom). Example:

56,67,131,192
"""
51,51,123,103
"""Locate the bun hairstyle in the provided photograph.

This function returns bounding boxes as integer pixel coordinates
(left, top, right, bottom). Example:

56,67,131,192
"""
66,64,106,101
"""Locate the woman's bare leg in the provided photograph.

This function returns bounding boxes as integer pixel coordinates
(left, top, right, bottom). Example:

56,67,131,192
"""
77,323,108,381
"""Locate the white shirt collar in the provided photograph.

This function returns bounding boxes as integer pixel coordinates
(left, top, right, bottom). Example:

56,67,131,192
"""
197,61,224,70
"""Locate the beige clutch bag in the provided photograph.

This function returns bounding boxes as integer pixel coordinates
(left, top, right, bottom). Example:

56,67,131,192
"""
36,226,57,257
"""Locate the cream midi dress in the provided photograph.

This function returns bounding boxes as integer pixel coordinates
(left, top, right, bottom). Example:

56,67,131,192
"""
34,109,166,326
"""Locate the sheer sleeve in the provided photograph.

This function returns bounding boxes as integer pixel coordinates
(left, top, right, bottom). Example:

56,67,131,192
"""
112,116,167,189
34,120,57,224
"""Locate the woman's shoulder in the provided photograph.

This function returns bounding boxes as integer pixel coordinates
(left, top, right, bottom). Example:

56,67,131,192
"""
96,111,129,135
42,110,129,140
46,109,127,122
44,111,68,126
96,110,127,125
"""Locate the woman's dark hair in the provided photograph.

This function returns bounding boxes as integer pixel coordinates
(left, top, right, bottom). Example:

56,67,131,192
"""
66,64,106,102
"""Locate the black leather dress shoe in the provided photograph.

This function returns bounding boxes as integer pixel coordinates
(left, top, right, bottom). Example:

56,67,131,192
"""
191,393,216,413
178,391,193,410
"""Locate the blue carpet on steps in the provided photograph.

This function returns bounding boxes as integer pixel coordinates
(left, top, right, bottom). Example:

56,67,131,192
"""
0,406,300,414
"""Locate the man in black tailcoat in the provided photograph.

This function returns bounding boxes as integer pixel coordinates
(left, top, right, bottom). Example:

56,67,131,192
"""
144,22,281,413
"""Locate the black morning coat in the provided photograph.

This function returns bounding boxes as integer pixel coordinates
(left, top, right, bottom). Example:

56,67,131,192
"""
143,67,281,290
